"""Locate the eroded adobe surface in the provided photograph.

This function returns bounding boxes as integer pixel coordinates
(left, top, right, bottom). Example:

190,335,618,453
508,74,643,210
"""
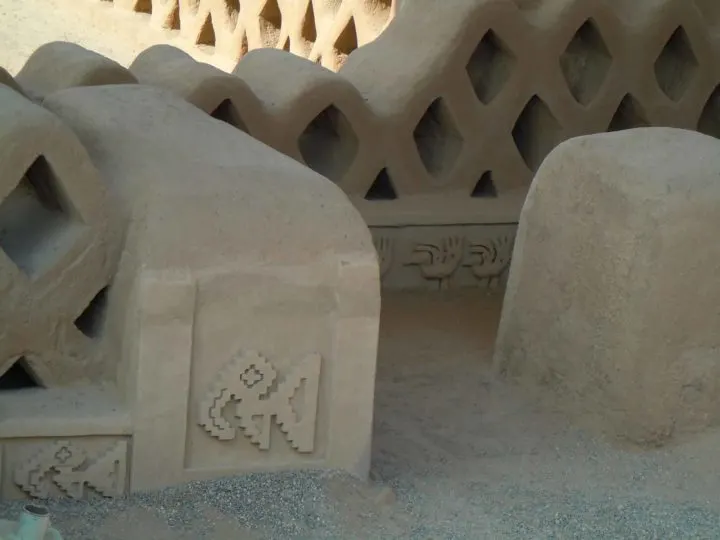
495,128,720,446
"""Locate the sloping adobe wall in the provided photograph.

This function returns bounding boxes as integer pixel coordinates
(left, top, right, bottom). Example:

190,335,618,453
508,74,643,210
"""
0,73,379,500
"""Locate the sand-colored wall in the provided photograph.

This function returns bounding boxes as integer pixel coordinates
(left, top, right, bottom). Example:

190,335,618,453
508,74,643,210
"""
15,0,720,290
106,0,398,69
0,77,380,500
4,0,720,290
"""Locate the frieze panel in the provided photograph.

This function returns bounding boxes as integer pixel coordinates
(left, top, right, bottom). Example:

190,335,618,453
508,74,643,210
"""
370,224,517,290
2,438,129,500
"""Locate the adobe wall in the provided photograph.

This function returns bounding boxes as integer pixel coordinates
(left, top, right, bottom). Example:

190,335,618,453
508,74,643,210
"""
12,0,718,290
0,74,380,500
102,0,398,69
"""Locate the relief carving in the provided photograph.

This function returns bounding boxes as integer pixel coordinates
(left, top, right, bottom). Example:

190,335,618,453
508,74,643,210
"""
198,350,321,453
373,236,394,278
463,233,515,289
13,440,128,499
406,236,465,289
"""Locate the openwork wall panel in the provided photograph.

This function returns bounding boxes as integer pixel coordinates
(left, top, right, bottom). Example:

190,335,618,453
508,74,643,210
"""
104,0,397,68
4,0,720,291
126,0,720,289
0,72,379,501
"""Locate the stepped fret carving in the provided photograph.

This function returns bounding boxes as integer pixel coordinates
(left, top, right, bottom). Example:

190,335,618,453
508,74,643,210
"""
13,440,128,499
198,350,322,453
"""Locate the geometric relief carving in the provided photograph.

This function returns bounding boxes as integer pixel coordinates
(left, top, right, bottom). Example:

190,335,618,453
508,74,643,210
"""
462,233,515,289
198,350,321,453
406,236,465,289
13,440,128,499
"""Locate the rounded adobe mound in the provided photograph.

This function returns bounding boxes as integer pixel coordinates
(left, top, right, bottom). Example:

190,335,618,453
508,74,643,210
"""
130,45,271,139
495,127,720,447
16,41,137,101
42,83,375,270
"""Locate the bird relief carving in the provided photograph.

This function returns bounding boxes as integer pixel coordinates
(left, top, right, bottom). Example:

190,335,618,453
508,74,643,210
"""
406,236,465,289
462,233,515,288
198,350,321,453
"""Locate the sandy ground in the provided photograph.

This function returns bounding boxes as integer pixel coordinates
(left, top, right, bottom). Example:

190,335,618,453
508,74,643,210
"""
3,290,720,538
0,0,233,75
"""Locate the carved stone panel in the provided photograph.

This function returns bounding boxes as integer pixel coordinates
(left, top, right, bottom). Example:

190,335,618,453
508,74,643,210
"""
1,437,129,500
197,350,322,453
371,224,517,290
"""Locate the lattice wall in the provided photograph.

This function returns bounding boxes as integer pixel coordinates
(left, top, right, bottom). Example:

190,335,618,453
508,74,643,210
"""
4,0,720,290
105,0,397,69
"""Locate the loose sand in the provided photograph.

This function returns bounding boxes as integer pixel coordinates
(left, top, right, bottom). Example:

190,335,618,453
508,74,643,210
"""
3,290,720,538
0,0,232,75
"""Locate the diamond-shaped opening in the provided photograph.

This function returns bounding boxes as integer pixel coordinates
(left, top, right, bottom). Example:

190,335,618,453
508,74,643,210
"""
698,85,720,139
134,0,152,14
226,0,240,28
0,156,82,278
512,95,563,172
608,94,649,131
654,26,698,102
560,19,612,105
259,0,282,48
298,105,359,182
0,357,42,390
197,13,216,46
210,99,248,132
333,17,358,68
164,4,180,30
240,33,249,57
466,29,516,104
74,286,109,340
471,171,498,198
299,0,317,55
413,98,464,178
365,169,398,200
